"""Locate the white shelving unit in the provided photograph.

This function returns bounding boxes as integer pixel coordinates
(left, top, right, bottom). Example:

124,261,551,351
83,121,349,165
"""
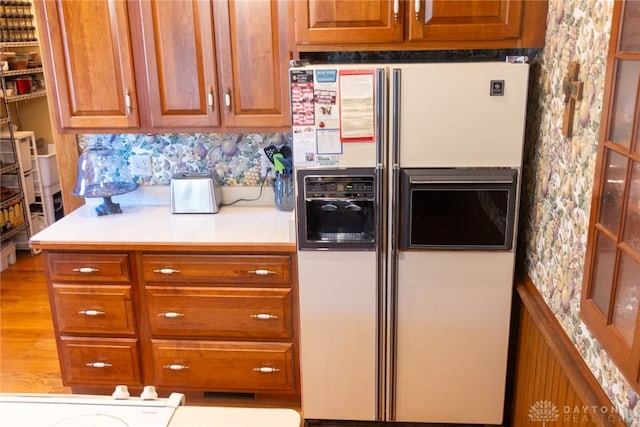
0,76,30,253
1,3,62,253
0,130,53,238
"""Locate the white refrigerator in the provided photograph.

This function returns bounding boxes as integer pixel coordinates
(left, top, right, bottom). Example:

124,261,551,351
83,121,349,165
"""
291,61,529,424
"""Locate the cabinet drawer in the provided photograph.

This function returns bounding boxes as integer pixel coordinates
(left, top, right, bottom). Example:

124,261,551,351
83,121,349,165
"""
58,337,141,386
47,253,131,283
152,340,294,392
51,284,136,335
146,287,292,339
141,255,290,285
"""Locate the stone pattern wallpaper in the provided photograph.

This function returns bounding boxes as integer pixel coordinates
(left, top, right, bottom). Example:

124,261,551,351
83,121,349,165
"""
521,0,640,424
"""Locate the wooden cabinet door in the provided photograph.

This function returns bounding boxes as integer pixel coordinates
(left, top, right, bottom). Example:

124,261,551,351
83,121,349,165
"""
213,0,291,128
408,0,523,42
130,0,221,129
293,0,403,45
36,0,139,129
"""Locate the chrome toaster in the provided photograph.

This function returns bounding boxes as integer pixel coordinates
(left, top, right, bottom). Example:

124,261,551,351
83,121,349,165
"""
170,172,222,214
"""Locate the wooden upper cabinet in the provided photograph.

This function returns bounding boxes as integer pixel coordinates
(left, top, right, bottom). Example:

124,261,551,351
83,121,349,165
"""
35,0,291,132
294,0,403,45
129,0,221,129
36,0,140,129
213,0,291,128
408,0,523,42
293,0,547,50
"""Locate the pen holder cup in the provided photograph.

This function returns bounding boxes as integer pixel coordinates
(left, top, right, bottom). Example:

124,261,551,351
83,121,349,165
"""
274,173,294,212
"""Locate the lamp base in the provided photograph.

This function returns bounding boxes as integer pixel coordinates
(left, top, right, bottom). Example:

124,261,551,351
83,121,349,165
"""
95,196,123,216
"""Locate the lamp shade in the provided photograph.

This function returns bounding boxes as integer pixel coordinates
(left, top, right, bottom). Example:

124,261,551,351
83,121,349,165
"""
72,143,138,215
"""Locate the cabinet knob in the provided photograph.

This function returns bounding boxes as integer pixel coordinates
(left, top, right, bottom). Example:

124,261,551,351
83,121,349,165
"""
253,367,279,373
164,364,189,371
159,312,184,318
248,269,276,276
86,361,112,368
250,313,278,320
207,87,215,112
78,309,105,317
153,268,181,275
125,88,132,116
224,88,231,112
72,267,99,273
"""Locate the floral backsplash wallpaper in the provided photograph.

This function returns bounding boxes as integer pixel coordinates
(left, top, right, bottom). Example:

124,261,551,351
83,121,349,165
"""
77,133,291,186
521,0,640,425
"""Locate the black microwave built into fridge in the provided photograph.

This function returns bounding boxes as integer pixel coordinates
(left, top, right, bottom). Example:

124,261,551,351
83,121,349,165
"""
400,168,518,251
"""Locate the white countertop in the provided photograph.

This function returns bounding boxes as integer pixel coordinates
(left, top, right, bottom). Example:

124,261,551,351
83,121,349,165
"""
29,187,296,249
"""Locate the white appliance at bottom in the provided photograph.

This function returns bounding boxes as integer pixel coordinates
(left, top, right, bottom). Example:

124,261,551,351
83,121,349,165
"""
0,392,185,427
0,393,302,427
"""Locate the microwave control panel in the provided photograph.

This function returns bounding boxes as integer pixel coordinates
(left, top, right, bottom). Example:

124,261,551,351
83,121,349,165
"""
304,176,374,199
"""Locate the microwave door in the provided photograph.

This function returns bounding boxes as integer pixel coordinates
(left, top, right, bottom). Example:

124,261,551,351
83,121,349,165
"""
400,168,518,250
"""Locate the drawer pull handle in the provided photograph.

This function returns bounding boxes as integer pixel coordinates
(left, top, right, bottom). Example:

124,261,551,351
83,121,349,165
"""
249,269,276,276
250,313,278,320
86,362,112,368
153,268,181,275
164,364,189,371
73,267,99,273
253,367,280,373
79,309,105,317
159,312,184,318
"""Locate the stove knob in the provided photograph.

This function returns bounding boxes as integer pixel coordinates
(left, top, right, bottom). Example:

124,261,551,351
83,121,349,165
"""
140,385,159,400
112,384,130,399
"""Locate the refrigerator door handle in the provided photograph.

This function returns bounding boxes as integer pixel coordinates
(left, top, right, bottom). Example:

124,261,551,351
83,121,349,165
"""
387,68,402,421
374,68,386,422
391,69,401,171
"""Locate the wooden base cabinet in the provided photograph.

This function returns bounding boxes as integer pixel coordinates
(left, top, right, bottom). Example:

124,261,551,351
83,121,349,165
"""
139,253,298,398
46,252,141,387
43,249,300,405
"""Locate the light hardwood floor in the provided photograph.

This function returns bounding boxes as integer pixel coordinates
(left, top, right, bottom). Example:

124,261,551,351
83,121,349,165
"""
0,249,70,393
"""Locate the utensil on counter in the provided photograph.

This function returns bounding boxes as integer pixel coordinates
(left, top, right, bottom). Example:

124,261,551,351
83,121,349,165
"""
264,145,292,174
263,145,294,211
263,145,279,165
